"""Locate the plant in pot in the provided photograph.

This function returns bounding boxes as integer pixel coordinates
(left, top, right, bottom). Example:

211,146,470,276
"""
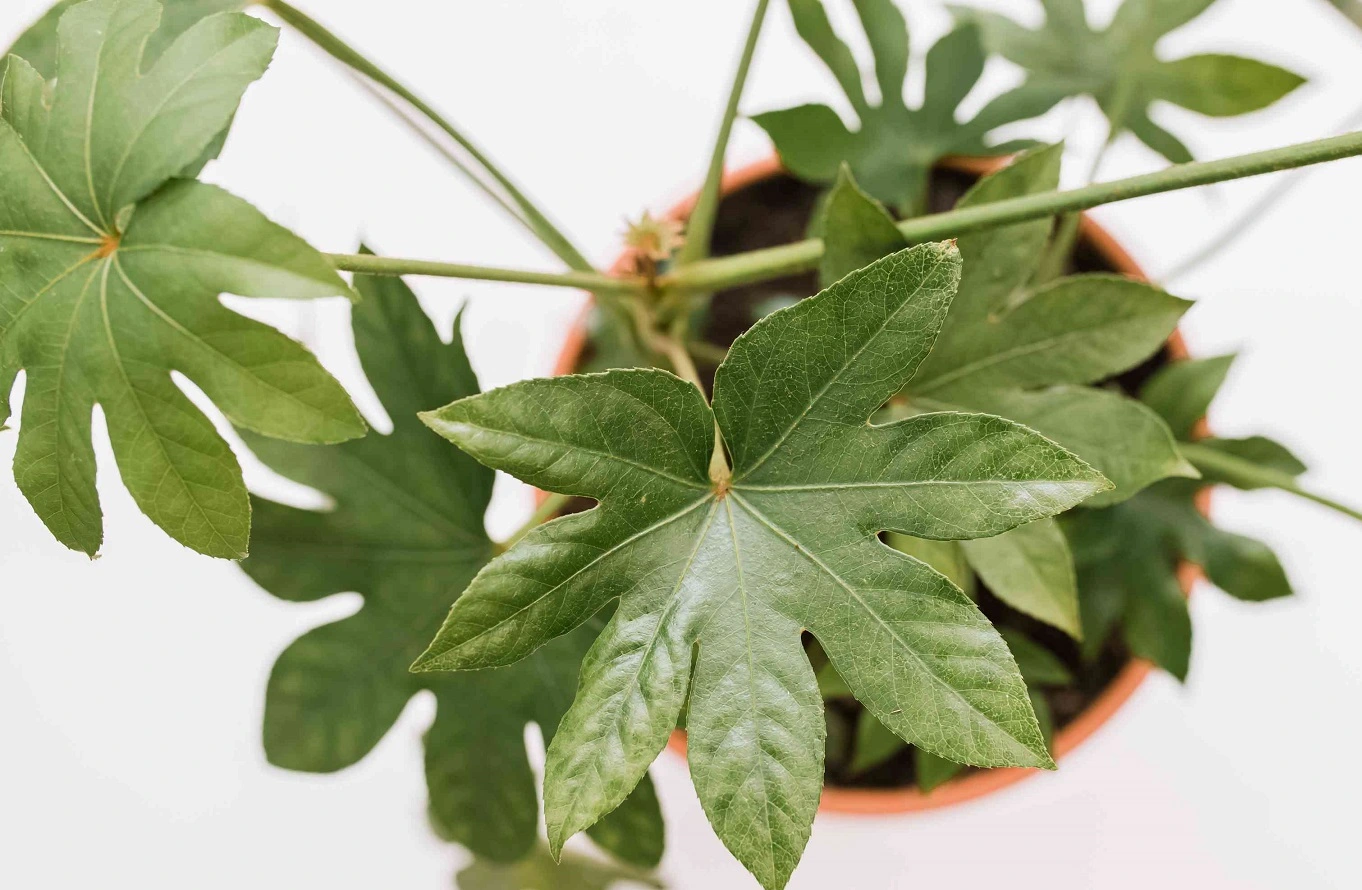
3,0,1360,888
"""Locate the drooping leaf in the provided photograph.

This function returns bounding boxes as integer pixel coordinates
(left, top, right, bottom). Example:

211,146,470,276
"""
953,0,1305,163
819,146,1194,504
241,262,662,867
961,518,1080,639
417,243,1110,890
0,0,364,557
754,0,1040,215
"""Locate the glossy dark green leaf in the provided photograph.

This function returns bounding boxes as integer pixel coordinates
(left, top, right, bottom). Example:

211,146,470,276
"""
755,0,1038,214
1139,354,1235,439
241,264,662,866
418,243,1110,890
962,518,1080,638
0,0,364,557
954,0,1304,163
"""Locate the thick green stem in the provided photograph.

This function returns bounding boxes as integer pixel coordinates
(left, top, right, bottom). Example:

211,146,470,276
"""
675,0,771,266
326,253,644,294
1182,443,1362,523
1034,127,1114,285
661,130,1362,293
263,0,594,272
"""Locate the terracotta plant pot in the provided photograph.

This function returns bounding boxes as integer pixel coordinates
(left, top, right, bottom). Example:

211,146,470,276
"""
548,155,1197,817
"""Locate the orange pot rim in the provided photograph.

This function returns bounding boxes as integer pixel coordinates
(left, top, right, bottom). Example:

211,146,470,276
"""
548,154,1195,817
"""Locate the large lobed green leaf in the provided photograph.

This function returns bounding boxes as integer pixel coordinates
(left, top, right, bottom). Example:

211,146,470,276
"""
417,243,1110,889
0,0,364,558
754,0,1043,215
953,0,1305,163
240,260,662,867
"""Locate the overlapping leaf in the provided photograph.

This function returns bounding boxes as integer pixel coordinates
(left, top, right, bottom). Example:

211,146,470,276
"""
1062,354,1297,679
754,0,1044,215
953,0,1305,163
416,242,1111,890
240,262,663,867
0,0,364,557
818,147,1194,638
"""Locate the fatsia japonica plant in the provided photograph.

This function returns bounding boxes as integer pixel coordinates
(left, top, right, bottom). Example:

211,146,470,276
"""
5,0,1362,888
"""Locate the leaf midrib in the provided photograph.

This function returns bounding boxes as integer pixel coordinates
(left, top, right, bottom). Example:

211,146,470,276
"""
433,497,713,663
735,251,947,481
442,421,709,492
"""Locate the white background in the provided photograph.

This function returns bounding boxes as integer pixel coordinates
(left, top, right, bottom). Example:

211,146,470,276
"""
3,0,1361,887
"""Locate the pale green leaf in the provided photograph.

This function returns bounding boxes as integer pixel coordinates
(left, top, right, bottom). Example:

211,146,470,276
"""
242,263,662,866
885,532,973,595
962,518,1080,638
418,244,1109,889
1,0,363,557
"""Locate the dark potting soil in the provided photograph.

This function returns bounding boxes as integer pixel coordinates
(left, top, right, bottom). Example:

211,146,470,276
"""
574,165,1167,792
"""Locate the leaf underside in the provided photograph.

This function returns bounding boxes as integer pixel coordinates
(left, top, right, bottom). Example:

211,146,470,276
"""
0,0,363,558
241,261,663,866
418,243,1111,889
